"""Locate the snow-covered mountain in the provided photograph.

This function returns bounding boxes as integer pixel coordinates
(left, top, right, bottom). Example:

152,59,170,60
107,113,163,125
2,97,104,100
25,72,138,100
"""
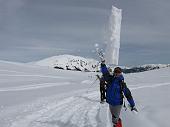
33,55,99,72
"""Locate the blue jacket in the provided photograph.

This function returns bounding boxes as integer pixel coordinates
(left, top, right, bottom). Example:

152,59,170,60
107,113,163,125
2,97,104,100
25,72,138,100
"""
101,63,135,107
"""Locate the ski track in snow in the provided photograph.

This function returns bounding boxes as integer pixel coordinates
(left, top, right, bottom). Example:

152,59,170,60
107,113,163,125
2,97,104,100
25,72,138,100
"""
0,74,71,79
130,82,170,90
1,81,170,127
0,92,108,127
1,81,169,92
0,82,71,92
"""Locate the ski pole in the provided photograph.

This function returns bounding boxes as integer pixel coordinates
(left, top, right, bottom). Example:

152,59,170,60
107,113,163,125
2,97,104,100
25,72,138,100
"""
86,78,98,93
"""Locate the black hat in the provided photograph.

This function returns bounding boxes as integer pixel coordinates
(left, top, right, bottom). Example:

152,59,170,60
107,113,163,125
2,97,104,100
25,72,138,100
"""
114,67,122,74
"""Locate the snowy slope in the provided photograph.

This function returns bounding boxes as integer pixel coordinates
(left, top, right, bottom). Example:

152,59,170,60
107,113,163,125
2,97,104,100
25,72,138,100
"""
0,60,170,127
33,55,99,72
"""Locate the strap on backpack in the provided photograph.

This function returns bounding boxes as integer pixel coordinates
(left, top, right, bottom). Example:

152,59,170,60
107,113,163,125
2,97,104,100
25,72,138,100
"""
120,80,127,111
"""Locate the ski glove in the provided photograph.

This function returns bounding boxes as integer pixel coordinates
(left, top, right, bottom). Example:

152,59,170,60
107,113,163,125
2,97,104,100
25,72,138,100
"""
131,106,138,112
101,59,105,64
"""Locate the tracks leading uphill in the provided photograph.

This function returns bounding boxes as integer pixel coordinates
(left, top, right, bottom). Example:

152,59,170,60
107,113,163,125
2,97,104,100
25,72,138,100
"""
0,91,108,127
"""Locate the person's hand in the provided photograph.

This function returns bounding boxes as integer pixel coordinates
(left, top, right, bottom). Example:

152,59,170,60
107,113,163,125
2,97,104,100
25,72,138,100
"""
131,106,138,112
96,74,100,78
101,59,105,64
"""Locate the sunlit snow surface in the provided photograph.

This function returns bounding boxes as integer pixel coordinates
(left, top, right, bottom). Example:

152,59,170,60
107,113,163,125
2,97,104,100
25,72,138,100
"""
0,60,170,127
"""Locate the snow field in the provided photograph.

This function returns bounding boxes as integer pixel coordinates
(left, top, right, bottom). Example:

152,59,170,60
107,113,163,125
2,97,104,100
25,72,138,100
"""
1,91,108,127
0,61,170,127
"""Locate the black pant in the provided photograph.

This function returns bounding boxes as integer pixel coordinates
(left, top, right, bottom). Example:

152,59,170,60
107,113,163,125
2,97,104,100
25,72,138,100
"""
100,87,106,101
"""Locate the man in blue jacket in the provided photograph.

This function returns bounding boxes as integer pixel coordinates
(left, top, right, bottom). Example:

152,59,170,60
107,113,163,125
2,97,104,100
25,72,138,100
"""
101,60,137,127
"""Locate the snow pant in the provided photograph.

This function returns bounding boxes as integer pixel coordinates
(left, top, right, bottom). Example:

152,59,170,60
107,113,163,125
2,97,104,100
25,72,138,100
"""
100,87,106,101
109,105,122,126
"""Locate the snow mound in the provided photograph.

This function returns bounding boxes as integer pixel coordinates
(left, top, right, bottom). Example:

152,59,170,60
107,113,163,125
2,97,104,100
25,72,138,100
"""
34,55,99,72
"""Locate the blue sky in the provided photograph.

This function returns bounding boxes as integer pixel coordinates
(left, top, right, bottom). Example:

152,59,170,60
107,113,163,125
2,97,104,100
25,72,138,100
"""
0,0,169,66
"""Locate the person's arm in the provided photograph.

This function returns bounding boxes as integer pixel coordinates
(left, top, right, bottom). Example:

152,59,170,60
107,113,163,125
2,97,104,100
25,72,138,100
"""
100,63,112,84
121,82,136,109
96,74,101,80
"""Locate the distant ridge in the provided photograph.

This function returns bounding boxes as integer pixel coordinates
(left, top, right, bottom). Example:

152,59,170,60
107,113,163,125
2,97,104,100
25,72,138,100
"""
122,64,170,73
32,54,170,73
34,54,99,72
